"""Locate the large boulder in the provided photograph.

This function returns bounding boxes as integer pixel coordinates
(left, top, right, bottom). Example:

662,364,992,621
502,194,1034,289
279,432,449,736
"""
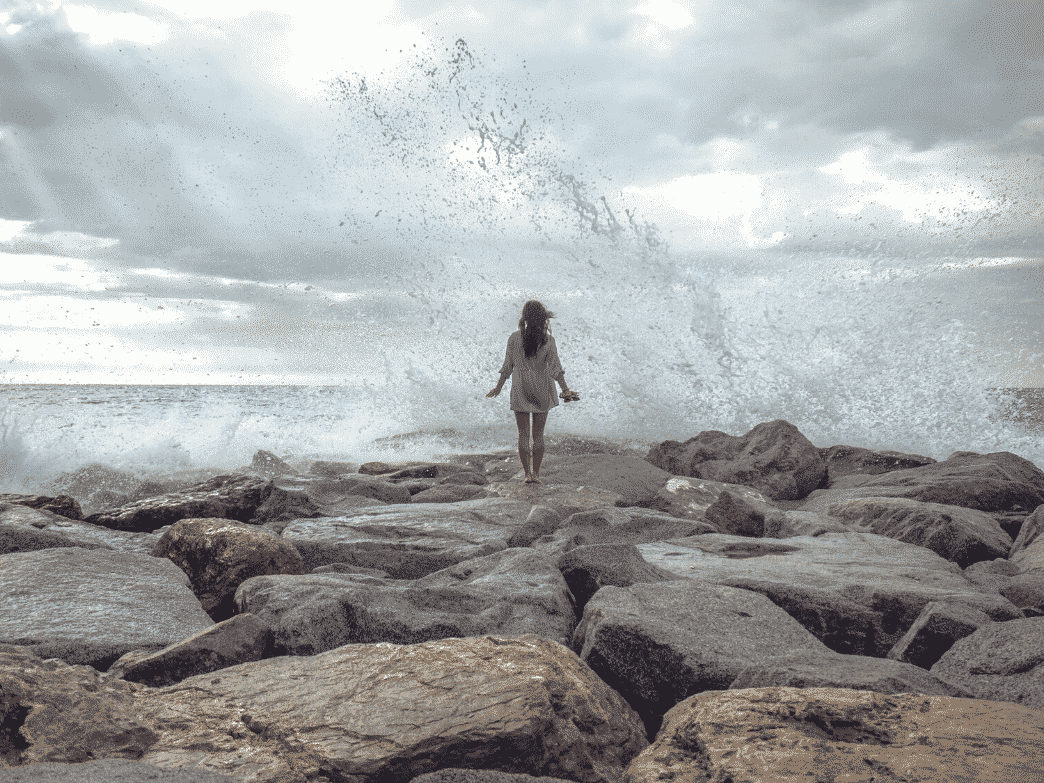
636,532,1023,657
131,635,648,783
622,687,1044,783
235,548,577,655
644,419,827,501
823,497,1013,568
929,617,1044,711
151,517,307,622
0,548,214,670
83,475,276,533
818,444,936,486
571,580,833,739
0,644,158,768
0,493,82,520
280,497,532,577
856,450,1044,513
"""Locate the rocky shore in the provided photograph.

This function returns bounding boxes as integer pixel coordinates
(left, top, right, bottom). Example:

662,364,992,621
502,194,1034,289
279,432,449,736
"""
1,418,1043,782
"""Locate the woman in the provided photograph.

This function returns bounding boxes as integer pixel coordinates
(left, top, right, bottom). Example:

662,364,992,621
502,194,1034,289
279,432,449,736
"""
487,300,578,484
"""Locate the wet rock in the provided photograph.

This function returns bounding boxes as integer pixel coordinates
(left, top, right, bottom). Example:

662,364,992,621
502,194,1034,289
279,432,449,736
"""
0,494,82,521
236,548,576,655
151,518,306,622
532,454,673,508
637,532,1023,656
105,613,273,687
703,488,777,537
131,635,649,783
555,543,686,613
83,475,275,533
530,509,713,559
823,496,1013,568
310,475,412,504
885,600,994,670
572,580,832,739
644,419,827,501
0,644,158,768
0,548,213,670
248,450,300,477
819,444,936,485
307,460,357,477
280,497,532,577
411,484,491,503
623,687,1044,783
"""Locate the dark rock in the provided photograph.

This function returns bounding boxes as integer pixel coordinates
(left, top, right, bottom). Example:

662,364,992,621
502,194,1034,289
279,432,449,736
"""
308,460,357,477
930,617,1044,711
819,444,936,486
644,419,827,501
310,475,412,505
0,494,82,521
411,484,491,503
151,517,306,622
572,580,832,740
249,484,323,526
105,613,273,687
704,489,776,537
823,497,1013,568
885,600,994,670
248,450,300,477
236,548,576,655
1010,502,1044,559
506,505,569,548
530,509,713,559
83,475,275,533
555,543,685,613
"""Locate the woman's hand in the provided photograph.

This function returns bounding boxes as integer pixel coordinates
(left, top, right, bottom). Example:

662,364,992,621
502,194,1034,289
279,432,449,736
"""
486,387,501,398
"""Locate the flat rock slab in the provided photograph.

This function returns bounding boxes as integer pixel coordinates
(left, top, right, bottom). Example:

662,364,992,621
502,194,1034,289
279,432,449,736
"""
0,548,214,670
530,454,672,507
823,496,1013,568
0,502,160,555
133,634,649,783
623,686,1044,783
930,616,1044,711
572,580,832,739
486,480,625,512
636,532,1023,656
280,498,533,577
235,548,577,655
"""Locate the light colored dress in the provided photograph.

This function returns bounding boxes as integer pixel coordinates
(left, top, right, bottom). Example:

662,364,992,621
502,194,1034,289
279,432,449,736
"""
498,330,565,413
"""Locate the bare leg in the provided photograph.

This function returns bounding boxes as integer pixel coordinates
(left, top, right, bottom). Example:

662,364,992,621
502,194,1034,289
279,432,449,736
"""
514,411,532,480
531,411,548,481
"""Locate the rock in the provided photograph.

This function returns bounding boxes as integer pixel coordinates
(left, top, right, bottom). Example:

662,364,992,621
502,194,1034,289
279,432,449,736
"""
1012,534,1044,573
762,508,869,538
0,759,241,782
307,460,357,477
555,543,686,612
131,635,648,783
506,505,571,548
823,496,1013,568
999,570,1044,612
645,476,777,522
486,480,626,512
248,450,300,477
249,485,323,527
0,644,158,768
409,771,575,783
819,444,936,485
309,563,390,577
530,509,714,560
83,475,275,533
729,648,972,697
644,419,827,501
930,617,1044,711
309,475,412,504
622,686,1044,783
0,502,168,556
885,600,994,670
0,548,214,670
572,580,833,739
703,488,777,536
411,484,491,503
0,493,82,520
1010,502,1044,558
439,470,489,485
530,454,673,508
235,548,576,655
151,518,307,622
359,460,432,475
636,532,1023,657
105,614,273,687
855,450,1044,513
962,556,1021,592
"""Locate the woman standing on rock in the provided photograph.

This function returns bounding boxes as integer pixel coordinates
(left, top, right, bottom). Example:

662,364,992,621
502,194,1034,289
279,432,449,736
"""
487,300,578,484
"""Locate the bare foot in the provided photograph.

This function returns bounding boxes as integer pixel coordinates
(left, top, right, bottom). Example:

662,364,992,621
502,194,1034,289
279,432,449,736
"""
524,475,535,484
532,476,542,484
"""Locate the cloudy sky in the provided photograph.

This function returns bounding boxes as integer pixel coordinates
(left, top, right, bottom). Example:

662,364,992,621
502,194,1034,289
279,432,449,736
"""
1,0,1042,385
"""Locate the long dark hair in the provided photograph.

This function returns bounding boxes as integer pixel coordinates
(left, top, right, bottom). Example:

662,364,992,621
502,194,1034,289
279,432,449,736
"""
519,300,555,358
